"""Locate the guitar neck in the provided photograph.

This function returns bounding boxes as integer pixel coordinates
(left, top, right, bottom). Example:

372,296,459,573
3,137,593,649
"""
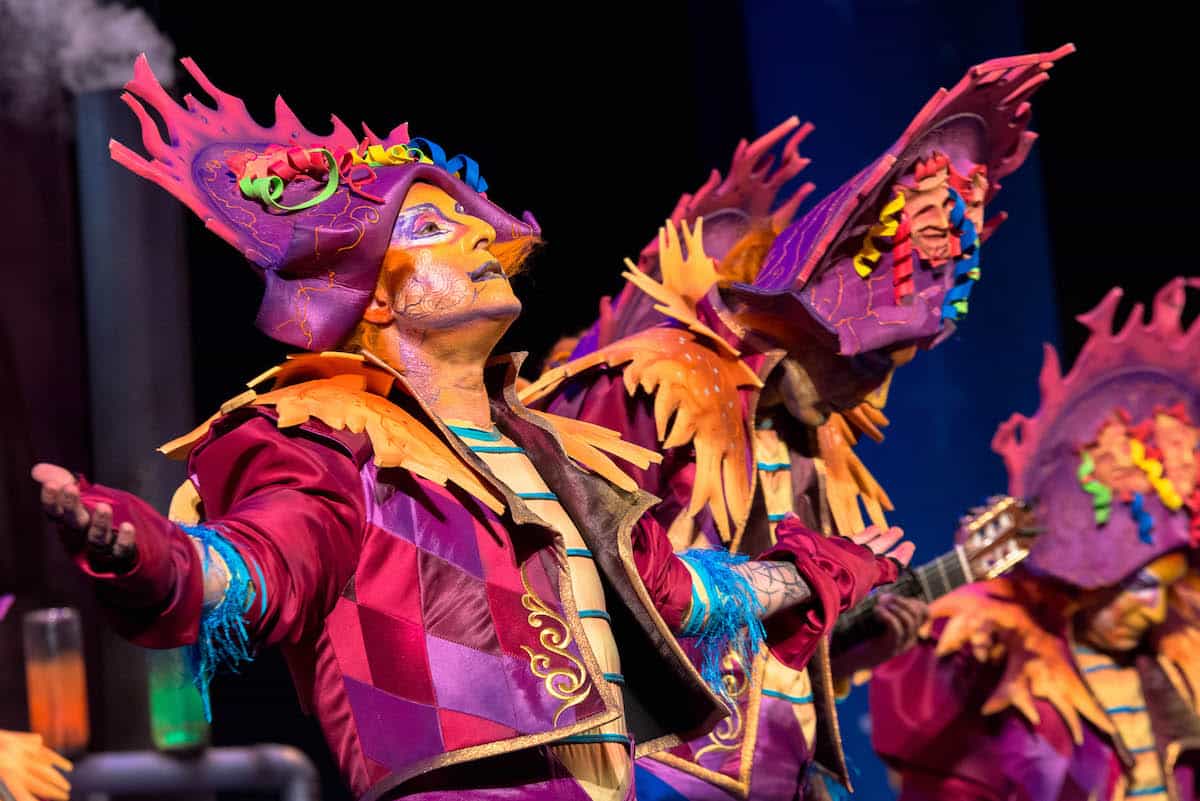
908,546,975,602
829,546,973,655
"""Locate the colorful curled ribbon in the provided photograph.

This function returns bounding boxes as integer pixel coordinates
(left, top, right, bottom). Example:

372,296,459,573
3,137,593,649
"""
238,148,339,212
1130,492,1155,544
853,191,905,278
891,214,915,304
1077,451,1114,525
236,137,489,210
349,143,432,168
941,187,980,322
1129,438,1184,511
409,137,488,193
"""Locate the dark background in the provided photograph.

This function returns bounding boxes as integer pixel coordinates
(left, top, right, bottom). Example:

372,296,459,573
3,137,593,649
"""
1,2,1193,799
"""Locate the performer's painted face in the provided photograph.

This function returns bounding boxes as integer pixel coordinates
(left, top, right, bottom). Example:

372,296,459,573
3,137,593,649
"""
902,165,988,263
1077,552,1188,652
903,167,958,264
380,183,520,330
795,149,989,375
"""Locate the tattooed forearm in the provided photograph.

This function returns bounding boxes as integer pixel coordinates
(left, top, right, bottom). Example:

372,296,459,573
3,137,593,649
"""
733,561,811,618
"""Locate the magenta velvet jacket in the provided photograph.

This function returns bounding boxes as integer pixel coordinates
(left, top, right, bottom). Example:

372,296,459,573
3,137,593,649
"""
871,609,1200,801
68,355,843,799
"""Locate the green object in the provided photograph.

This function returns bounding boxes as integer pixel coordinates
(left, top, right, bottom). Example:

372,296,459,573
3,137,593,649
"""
239,149,340,212
147,647,210,751
1076,451,1114,524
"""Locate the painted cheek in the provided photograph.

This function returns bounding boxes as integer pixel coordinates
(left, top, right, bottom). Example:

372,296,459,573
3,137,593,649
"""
1133,589,1166,625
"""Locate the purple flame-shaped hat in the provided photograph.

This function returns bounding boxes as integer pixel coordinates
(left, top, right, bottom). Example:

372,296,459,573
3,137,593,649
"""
725,46,1073,358
110,55,540,351
993,279,1200,589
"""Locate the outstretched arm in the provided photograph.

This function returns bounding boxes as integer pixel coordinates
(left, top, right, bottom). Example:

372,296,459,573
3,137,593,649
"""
31,414,366,650
733,525,913,617
634,511,910,675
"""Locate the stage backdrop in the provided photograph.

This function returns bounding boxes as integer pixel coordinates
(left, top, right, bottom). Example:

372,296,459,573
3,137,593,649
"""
741,1,1060,797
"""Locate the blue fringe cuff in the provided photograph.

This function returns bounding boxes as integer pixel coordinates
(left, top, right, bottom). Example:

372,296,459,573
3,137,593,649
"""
179,523,256,721
678,549,765,698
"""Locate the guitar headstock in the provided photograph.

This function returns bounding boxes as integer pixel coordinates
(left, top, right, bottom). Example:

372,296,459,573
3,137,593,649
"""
956,495,1039,580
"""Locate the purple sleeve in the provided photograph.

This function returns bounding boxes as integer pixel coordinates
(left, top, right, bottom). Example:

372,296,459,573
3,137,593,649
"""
756,517,900,670
631,513,696,631
74,478,204,648
869,626,1086,801
75,413,366,650
187,414,367,646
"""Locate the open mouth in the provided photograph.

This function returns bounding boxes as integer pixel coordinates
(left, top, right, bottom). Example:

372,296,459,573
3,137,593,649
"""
468,260,505,282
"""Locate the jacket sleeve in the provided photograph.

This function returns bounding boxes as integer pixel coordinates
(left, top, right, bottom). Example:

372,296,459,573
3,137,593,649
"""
752,516,900,670
75,413,366,649
868,622,1082,801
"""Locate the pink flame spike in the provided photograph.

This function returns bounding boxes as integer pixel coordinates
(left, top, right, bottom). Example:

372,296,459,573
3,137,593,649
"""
361,122,411,148
108,54,408,258
638,116,818,266
671,116,816,230
899,45,1072,210
993,277,1200,497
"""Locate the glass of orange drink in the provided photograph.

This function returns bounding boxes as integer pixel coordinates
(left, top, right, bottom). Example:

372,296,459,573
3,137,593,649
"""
23,608,89,756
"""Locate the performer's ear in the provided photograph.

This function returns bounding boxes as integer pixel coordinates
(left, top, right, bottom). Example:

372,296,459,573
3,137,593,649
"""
362,284,394,325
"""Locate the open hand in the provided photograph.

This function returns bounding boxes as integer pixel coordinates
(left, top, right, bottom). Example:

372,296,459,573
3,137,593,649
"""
830,592,929,677
849,524,914,566
0,731,71,801
31,463,137,573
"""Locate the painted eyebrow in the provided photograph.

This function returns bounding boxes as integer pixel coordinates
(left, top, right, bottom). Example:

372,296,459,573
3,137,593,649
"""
391,203,461,238
397,203,453,220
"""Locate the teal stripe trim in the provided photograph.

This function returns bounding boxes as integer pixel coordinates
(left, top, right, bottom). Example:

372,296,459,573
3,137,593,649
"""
757,462,791,472
248,555,268,617
767,513,788,522
517,491,558,501
763,688,814,705
1127,787,1167,797
557,733,630,746
1105,705,1147,715
448,424,501,441
469,445,526,454
680,560,718,637
1083,663,1120,673
1130,746,1156,754
566,548,594,558
602,672,625,685
578,609,612,622
682,582,706,636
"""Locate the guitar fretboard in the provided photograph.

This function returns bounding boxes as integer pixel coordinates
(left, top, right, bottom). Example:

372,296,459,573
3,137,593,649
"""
910,547,973,602
830,546,972,648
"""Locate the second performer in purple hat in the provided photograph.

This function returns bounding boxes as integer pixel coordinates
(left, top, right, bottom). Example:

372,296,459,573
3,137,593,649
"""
873,278,1200,801
524,46,1071,801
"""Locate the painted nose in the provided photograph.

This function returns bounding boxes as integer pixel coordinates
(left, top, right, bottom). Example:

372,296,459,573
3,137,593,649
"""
468,221,497,253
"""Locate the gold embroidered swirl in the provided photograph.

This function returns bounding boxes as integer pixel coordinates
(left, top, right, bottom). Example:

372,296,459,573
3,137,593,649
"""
695,648,752,759
519,565,592,725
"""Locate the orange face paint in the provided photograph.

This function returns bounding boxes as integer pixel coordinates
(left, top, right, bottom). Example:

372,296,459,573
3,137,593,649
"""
1078,552,1188,652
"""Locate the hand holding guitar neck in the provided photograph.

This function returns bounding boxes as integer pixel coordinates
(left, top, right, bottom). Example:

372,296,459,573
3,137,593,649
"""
829,496,1038,660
